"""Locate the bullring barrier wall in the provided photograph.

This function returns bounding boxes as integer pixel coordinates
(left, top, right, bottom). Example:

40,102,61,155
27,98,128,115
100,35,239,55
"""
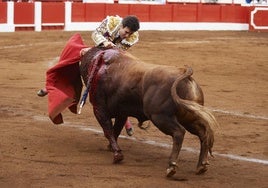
0,2,267,32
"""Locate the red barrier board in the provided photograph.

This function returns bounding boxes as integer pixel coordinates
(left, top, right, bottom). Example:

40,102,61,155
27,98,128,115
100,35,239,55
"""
172,4,198,22
221,5,239,22
129,4,150,22
254,10,268,27
106,3,129,17
0,3,7,23
197,4,221,22
84,4,106,22
72,3,107,22
42,2,64,23
14,3,34,24
72,3,152,22
149,4,173,22
72,3,86,22
221,5,249,23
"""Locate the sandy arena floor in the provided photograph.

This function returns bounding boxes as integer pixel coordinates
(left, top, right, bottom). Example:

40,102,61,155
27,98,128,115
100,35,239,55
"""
0,31,267,188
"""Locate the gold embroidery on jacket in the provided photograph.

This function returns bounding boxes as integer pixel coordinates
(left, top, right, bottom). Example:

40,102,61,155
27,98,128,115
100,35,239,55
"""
106,16,122,36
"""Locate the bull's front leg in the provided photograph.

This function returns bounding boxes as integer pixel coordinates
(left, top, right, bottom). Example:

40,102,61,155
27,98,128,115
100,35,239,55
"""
113,116,128,140
93,106,124,163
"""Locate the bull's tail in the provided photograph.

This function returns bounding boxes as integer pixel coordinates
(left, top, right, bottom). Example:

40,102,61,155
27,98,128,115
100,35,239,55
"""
171,66,219,156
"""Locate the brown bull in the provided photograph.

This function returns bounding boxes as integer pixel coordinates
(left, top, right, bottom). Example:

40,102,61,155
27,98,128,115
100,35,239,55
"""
80,47,218,177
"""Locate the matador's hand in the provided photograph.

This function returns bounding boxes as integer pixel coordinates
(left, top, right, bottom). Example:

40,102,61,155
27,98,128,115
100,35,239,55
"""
80,47,91,56
103,41,116,48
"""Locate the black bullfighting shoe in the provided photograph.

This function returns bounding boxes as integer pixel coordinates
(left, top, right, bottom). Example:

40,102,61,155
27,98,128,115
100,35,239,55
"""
37,89,48,97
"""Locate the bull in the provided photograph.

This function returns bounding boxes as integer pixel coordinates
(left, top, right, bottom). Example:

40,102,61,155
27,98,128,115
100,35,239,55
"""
79,47,218,177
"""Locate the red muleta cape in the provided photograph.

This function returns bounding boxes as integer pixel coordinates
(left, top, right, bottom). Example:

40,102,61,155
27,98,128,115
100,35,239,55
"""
45,33,87,124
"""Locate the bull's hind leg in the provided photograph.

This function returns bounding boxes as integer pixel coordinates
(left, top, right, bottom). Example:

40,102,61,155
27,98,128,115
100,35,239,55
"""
151,114,186,177
93,106,124,163
184,120,214,175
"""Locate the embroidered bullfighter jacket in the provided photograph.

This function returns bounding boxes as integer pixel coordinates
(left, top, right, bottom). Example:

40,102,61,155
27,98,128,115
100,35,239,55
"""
91,15,139,51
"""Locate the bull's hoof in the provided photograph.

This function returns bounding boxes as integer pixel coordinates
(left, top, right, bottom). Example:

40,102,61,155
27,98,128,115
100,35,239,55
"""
166,167,176,177
166,162,177,177
196,165,208,175
113,151,124,164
